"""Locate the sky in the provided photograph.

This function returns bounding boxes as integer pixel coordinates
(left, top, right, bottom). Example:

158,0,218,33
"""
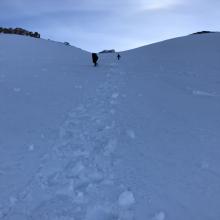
0,0,220,52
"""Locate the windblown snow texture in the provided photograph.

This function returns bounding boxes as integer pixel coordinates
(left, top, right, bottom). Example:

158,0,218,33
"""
0,33,220,220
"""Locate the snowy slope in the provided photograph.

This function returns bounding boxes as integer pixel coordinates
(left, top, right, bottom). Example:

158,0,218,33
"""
0,33,220,220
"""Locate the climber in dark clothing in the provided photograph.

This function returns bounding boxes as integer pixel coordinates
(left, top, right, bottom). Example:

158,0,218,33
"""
92,53,99,66
117,53,121,60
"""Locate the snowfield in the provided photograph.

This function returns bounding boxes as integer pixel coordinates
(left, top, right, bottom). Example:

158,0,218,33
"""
0,33,220,220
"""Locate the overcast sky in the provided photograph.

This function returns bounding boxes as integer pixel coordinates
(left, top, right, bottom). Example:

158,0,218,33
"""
0,0,219,52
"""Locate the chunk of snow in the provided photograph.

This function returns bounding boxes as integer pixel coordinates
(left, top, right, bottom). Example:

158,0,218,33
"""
201,161,209,169
152,211,166,220
28,144,35,151
41,68,48,72
40,133,45,139
75,191,86,204
68,179,74,192
13,87,21,92
110,100,117,105
112,93,119,99
72,162,85,176
0,74,5,82
75,85,83,89
193,90,216,97
110,109,116,114
126,130,136,139
104,139,117,155
9,196,17,206
118,190,135,207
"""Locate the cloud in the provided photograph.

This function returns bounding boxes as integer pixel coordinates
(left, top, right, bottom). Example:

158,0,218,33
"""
139,0,183,11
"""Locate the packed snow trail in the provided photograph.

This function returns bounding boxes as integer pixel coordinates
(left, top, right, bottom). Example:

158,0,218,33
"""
1,62,135,220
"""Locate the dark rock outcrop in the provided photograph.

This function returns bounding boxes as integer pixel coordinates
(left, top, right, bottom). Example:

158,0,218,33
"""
192,31,216,35
99,49,115,53
0,27,40,38
64,42,70,46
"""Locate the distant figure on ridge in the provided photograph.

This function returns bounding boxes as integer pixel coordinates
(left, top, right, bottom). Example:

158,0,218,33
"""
92,53,99,66
117,53,121,60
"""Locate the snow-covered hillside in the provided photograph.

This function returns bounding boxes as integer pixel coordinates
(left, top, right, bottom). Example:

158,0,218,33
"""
0,33,220,220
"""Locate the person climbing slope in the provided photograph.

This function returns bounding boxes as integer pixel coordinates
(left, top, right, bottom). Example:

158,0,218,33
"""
92,53,99,66
117,53,121,60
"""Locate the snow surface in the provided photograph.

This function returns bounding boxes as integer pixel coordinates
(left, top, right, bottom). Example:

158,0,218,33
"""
0,33,220,219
